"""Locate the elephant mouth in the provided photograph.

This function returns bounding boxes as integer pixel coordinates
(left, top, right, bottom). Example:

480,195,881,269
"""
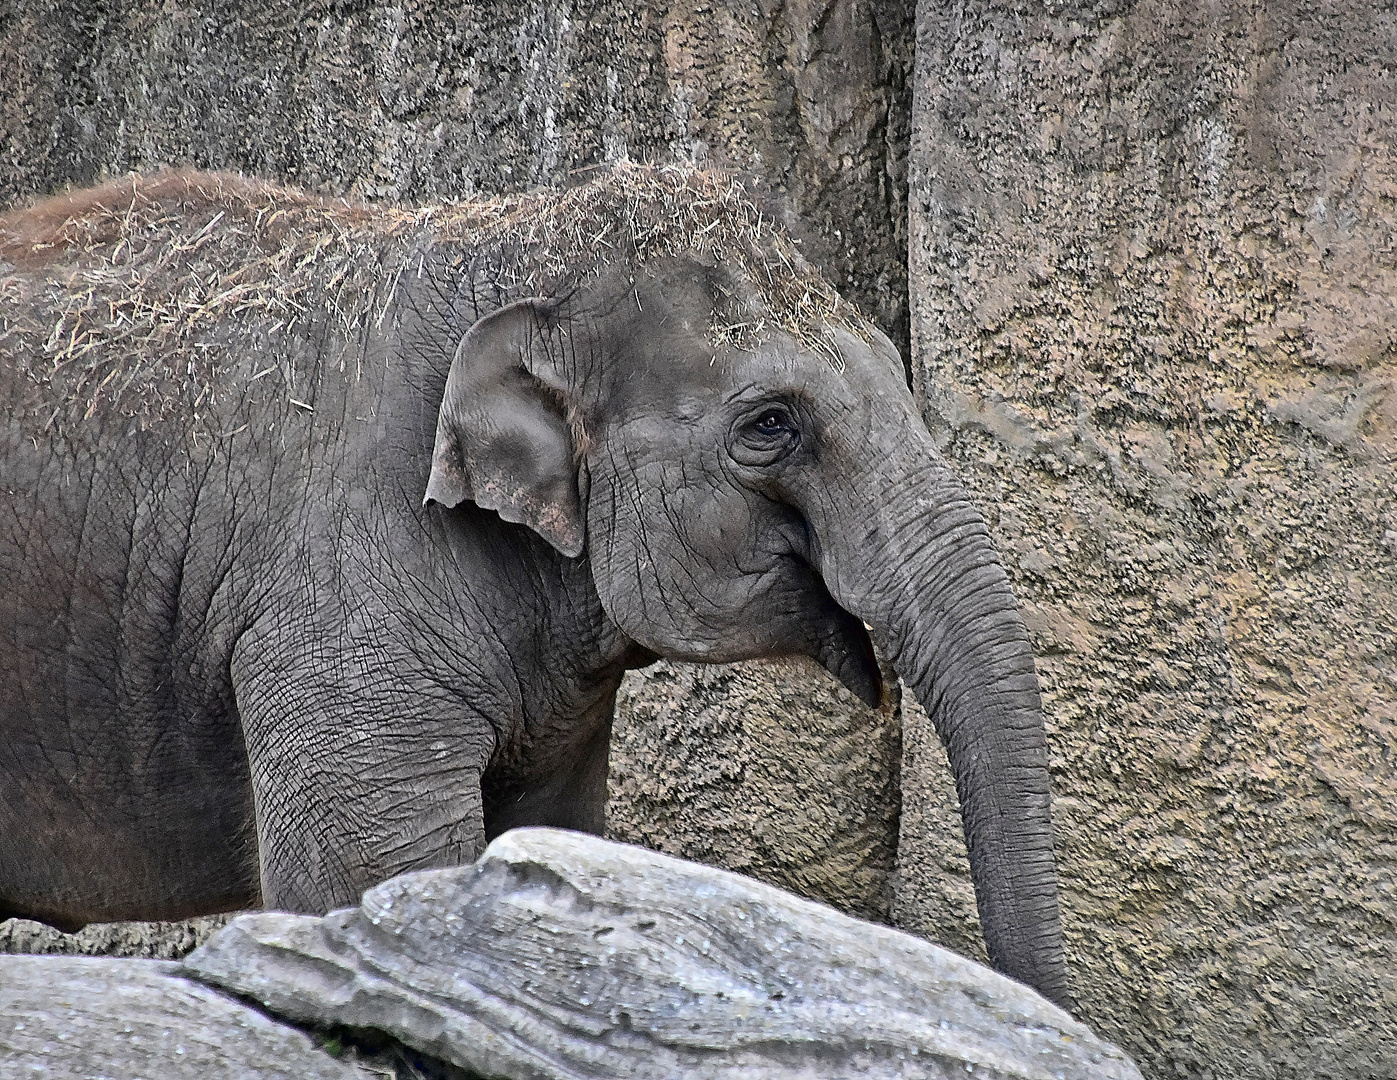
744,550,883,709
680,553,885,708
805,581,884,709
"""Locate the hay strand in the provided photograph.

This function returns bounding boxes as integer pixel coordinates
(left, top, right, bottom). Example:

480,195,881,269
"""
0,163,864,432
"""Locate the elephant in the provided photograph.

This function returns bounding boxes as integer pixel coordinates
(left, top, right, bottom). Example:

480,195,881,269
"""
0,165,1069,1007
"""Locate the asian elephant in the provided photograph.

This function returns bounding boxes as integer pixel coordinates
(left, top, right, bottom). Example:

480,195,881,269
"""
0,166,1068,1007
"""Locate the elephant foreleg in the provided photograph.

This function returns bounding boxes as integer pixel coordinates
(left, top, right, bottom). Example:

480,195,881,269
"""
230,628,496,914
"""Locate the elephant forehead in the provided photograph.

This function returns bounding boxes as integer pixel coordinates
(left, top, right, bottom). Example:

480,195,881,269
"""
585,259,856,377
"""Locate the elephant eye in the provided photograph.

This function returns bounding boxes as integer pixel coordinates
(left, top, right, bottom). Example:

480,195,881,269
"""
730,403,802,467
754,410,791,436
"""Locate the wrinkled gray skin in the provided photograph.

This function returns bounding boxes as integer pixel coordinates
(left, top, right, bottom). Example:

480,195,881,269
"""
0,226,1068,1006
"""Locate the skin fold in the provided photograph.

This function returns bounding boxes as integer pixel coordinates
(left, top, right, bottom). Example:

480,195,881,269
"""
0,171,1069,1008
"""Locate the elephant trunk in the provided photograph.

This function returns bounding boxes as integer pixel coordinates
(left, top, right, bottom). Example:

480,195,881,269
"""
821,452,1070,1009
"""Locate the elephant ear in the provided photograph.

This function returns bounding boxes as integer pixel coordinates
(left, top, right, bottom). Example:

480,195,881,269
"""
424,298,586,557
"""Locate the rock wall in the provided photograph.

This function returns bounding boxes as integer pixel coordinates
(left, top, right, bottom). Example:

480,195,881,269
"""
906,3,1397,1077
607,658,901,923
0,0,912,355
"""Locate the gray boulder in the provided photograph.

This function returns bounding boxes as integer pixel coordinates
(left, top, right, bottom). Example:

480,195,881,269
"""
0,955,371,1079
186,827,1141,1080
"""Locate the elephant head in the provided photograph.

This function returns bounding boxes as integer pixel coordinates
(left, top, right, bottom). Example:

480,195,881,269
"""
423,170,1069,1008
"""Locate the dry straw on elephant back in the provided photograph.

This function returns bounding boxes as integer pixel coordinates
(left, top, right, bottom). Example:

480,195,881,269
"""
0,163,862,432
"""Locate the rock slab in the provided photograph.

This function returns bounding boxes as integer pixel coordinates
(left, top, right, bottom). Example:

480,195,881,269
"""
0,954,370,1079
185,827,1141,1080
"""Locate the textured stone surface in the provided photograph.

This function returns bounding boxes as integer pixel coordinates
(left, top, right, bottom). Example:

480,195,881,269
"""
0,912,235,957
0,0,912,357
186,827,1143,1080
906,3,1397,1078
0,955,372,1079
607,656,901,923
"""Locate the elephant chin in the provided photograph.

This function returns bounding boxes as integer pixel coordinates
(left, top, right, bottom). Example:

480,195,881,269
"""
810,604,884,709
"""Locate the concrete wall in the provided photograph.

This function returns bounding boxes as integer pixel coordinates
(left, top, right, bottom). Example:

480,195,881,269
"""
608,658,901,924
905,3,1397,1076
